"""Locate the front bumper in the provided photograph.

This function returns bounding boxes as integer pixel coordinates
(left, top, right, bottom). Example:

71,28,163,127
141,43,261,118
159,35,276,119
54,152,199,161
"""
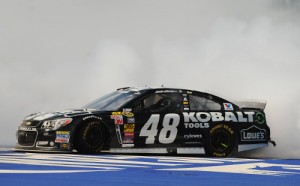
16,127,72,152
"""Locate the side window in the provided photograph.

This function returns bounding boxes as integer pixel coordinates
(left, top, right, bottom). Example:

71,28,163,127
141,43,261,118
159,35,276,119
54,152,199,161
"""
143,94,162,109
189,95,221,111
133,93,182,113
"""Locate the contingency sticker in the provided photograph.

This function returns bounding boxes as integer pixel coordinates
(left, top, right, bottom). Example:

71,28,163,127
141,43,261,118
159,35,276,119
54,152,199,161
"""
123,124,135,144
182,94,189,111
223,103,234,110
122,109,134,118
55,131,70,143
111,115,124,125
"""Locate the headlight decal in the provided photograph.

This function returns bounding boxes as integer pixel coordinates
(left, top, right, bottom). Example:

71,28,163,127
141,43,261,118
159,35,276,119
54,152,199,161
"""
41,118,72,130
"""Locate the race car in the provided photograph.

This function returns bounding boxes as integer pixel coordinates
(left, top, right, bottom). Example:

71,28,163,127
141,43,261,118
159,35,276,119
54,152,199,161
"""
15,87,276,157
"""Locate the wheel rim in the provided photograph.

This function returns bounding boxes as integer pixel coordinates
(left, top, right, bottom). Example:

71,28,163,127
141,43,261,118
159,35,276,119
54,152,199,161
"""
210,130,230,152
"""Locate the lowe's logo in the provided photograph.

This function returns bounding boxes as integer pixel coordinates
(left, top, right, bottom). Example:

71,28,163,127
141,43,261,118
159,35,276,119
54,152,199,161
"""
241,126,266,141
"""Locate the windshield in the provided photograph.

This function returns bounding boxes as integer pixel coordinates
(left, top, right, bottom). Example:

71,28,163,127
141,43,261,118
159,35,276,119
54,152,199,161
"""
83,90,140,111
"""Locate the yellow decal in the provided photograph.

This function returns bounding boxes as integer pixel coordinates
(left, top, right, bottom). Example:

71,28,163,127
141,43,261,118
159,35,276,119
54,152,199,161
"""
56,131,70,135
60,143,70,149
124,124,135,129
124,128,134,133
112,112,122,115
122,112,134,117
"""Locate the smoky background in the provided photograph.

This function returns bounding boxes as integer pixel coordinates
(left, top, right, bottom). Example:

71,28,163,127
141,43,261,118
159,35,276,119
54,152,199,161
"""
0,0,299,158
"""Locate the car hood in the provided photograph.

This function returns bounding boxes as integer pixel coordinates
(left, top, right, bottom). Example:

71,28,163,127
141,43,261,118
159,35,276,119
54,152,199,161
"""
24,109,98,122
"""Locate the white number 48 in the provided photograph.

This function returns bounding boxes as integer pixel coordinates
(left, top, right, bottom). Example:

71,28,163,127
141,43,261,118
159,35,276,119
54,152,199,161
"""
139,114,180,144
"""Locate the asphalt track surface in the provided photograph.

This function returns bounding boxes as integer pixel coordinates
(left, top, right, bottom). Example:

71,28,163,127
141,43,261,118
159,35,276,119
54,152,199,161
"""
0,149,299,186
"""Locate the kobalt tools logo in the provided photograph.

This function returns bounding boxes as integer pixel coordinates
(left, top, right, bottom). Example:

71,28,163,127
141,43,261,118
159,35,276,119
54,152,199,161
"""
183,112,255,123
241,126,266,141
184,123,209,129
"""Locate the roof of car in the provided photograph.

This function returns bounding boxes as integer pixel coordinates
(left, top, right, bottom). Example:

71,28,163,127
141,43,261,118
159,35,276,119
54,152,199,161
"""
117,86,192,92
116,86,237,106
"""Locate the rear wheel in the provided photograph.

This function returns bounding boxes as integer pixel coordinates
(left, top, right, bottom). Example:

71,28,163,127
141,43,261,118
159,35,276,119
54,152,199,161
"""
205,124,236,157
74,121,106,154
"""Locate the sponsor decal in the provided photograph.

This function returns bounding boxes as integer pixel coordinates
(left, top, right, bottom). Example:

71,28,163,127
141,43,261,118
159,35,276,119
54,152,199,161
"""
185,142,202,145
124,128,134,133
184,133,203,145
123,124,135,143
122,144,134,147
123,139,134,144
124,132,134,138
112,112,122,115
183,104,189,111
122,107,134,118
184,134,202,139
124,124,135,129
223,103,234,110
19,127,36,131
184,123,209,129
55,138,69,143
56,131,70,135
122,112,134,118
56,134,70,138
127,118,135,123
183,102,189,105
111,115,124,125
256,112,265,124
36,141,48,146
55,131,70,143
183,97,188,102
124,124,135,133
123,108,132,112
60,143,70,149
183,112,255,123
241,126,266,141
83,115,101,120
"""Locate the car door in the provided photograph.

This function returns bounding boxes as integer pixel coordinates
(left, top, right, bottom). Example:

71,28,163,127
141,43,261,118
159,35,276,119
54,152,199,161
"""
129,91,184,148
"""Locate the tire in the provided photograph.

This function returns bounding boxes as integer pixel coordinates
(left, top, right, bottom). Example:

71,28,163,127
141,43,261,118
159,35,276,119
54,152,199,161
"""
205,124,236,157
74,121,106,154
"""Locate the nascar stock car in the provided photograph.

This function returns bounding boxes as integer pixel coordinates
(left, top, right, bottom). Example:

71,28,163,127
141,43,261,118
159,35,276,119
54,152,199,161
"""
15,87,276,157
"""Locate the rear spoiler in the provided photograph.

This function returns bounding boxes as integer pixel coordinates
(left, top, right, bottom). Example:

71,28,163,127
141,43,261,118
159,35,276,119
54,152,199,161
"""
233,100,267,110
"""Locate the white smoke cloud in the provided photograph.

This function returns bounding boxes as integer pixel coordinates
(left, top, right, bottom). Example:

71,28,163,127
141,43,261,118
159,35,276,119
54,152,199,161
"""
0,0,299,158
150,12,300,158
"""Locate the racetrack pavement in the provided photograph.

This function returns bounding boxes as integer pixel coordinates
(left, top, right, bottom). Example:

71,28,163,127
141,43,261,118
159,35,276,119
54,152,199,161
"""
0,149,299,186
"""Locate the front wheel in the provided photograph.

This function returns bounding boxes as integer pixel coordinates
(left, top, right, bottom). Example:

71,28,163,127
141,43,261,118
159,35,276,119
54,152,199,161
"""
74,121,106,154
205,124,236,157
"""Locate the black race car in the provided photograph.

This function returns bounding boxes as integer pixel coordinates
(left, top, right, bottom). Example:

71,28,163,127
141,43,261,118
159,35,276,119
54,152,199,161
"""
15,87,276,157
